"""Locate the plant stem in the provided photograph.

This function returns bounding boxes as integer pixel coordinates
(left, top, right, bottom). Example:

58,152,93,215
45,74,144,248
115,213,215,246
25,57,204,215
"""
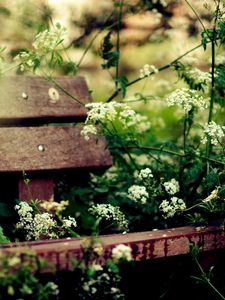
115,0,123,90
194,256,225,300
183,113,188,153
111,145,185,158
106,42,205,102
44,74,85,106
205,1,220,168
77,12,114,68
185,0,208,35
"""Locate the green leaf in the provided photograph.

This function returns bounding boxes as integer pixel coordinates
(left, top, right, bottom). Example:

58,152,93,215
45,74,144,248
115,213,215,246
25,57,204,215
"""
100,31,119,69
95,187,109,193
0,226,10,243
114,75,128,97
0,202,12,217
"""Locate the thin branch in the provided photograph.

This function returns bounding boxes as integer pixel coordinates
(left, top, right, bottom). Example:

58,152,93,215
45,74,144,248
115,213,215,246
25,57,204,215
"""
106,42,204,102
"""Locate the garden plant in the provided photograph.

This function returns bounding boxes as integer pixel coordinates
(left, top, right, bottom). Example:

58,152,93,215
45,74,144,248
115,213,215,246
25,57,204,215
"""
0,0,225,299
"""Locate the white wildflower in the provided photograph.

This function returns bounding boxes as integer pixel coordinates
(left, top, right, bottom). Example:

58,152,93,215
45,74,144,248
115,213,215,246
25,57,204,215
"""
90,264,103,272
84,101,150,135
32,24,66,54
7,256,21,267
88,204,128,231
202,187,219,203
40,198,69,213
112,244,132,262
201,121,225,146
62,216,77,228
128,185,149,204
163,178,180,195
138,168,153,180
45,282,59,295
188,68,211,86
32,213,56,240
159,197,186,218
85,101,123,123
80,125,97,141
139,64,158,79
166,88,208,112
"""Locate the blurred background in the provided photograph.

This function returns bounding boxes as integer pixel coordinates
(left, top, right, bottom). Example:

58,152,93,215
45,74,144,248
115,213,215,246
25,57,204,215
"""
0,0,222,139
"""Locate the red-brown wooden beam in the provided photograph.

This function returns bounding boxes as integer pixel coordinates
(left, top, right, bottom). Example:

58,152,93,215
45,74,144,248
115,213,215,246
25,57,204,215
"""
0,76,91,124
0,126,112,172
1,225,225,272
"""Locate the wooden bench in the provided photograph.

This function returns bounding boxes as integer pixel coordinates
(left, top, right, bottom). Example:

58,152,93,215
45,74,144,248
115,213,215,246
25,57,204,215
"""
0,76,225,272
0,76,112,202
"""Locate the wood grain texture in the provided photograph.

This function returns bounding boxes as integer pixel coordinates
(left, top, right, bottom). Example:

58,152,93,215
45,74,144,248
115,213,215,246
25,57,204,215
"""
1,225,225,271
0,126,112,171
0,76,90,124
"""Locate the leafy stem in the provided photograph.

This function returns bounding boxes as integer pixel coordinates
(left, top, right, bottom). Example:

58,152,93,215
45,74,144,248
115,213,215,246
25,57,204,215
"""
106,42,207,102
183,112,188,154
115,0,123,90
193,255,225,300
206,0,220,166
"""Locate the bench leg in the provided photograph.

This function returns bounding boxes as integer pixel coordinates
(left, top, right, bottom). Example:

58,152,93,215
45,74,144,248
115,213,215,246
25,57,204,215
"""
18,178,54,202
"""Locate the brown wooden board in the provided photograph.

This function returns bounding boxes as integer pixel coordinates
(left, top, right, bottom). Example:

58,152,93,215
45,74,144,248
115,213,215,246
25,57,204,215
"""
0,76,90,125
1,225,225,271
0,126,112,172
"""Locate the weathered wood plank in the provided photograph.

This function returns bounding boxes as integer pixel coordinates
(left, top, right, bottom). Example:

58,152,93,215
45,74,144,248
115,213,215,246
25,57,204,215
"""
0,126,112,171
1,225,225,271
0,76,91,124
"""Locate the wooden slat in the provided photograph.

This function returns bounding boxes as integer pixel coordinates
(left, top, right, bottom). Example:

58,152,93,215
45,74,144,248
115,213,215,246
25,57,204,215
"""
0,76,91,124
1,225,225,271
0,126,112,171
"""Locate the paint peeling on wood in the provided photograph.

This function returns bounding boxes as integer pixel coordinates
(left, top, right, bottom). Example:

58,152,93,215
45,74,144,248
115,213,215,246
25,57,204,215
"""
1,225,225,272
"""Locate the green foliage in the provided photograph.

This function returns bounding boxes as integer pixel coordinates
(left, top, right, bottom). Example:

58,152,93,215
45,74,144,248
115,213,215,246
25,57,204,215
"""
100,31,119,69
0,226,10,243
0,253,59,300
172,61,210,91
217,20,225,45
114,75,128,96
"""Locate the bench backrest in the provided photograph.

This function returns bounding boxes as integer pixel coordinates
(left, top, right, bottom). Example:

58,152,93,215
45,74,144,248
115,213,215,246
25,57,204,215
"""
0,76,112,201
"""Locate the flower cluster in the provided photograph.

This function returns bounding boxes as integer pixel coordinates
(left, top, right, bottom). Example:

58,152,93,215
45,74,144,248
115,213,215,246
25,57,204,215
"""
82,101,151,140
119,109,151,133
202,187,219,203
111,244,132,263
163,178,180,195
39,197,69,213
14,23,65,72
201,121,225,146
32,24,66,54
188,68,211,86
80,124,98,141
159,197,186,218
15,201,77,240
139,64,158,78
62,216,77,228
85,101,124,123
78,262,124,300
138,168,153,181
166,88,208,112
128,185,149,204
88,204,128,231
